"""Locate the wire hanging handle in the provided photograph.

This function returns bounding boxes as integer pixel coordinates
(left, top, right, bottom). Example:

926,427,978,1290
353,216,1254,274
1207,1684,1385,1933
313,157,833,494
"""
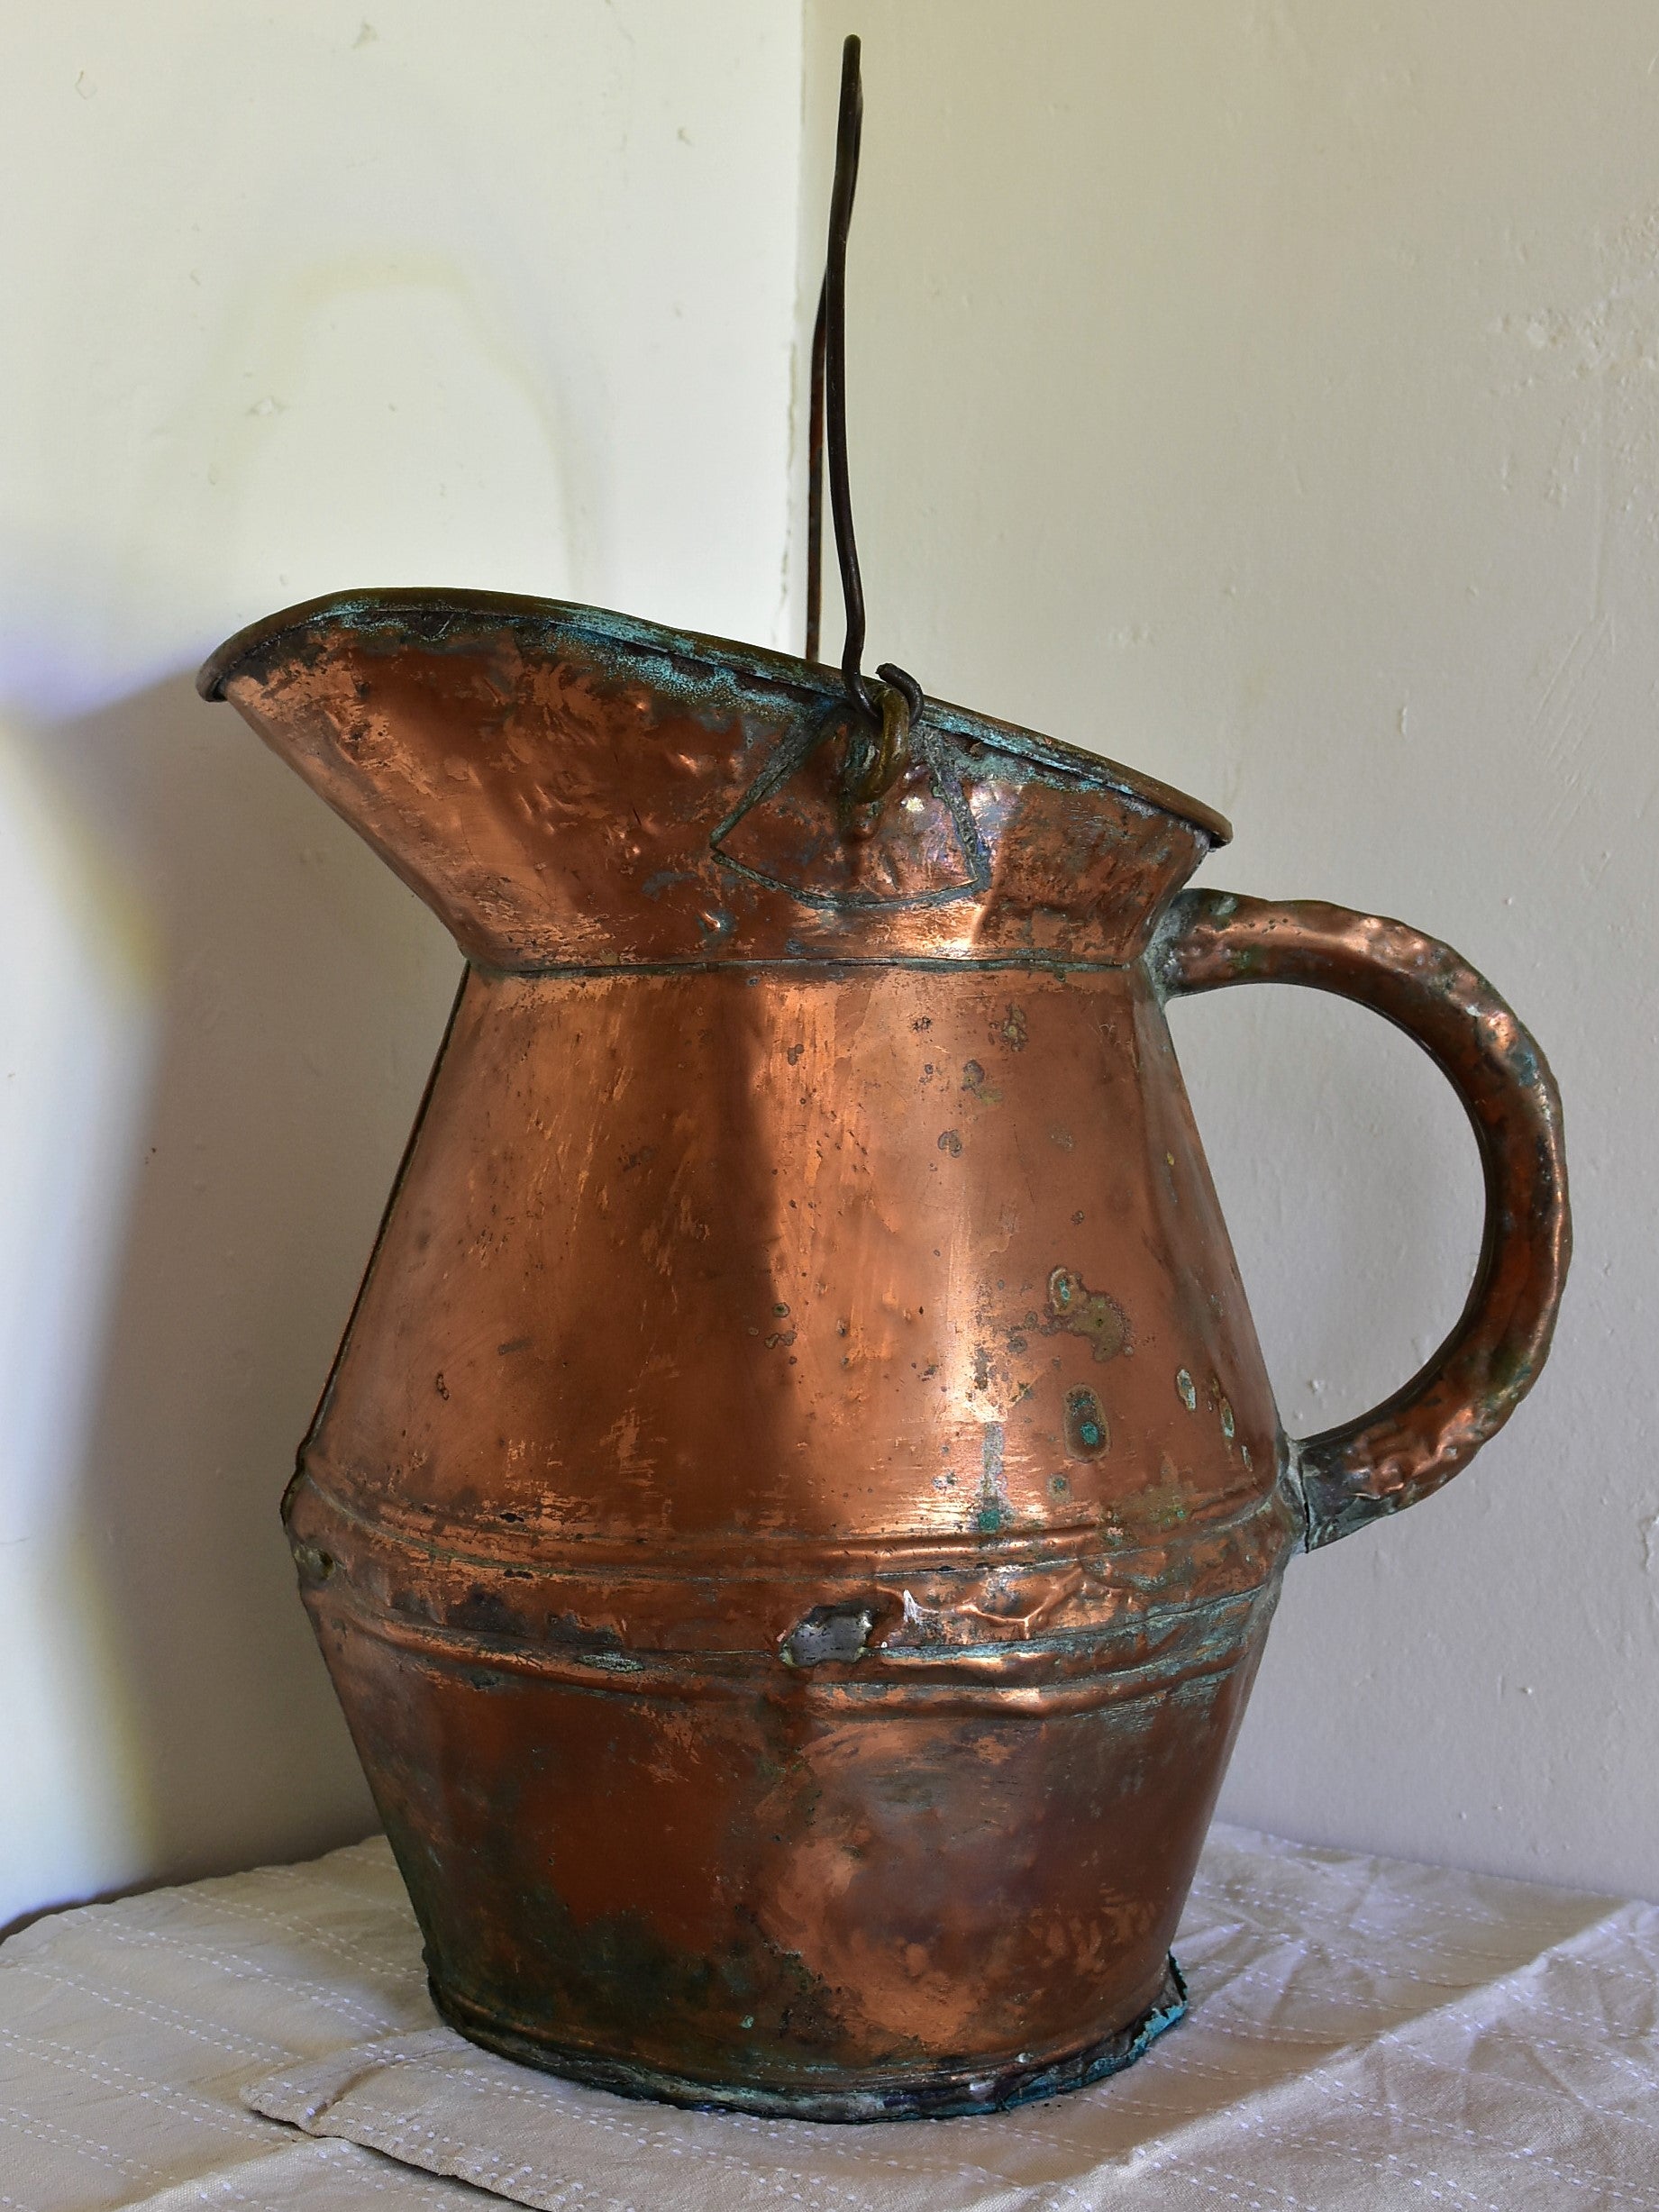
806,34,924,799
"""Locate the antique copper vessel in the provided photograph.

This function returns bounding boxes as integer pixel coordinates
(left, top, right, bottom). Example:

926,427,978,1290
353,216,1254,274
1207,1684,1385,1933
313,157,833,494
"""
199,582,1569,2119
198,32,1568,2123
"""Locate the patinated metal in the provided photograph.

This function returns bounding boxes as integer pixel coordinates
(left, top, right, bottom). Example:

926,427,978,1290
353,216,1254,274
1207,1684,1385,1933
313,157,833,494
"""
196,26,1570,2126
198,587,1569,2119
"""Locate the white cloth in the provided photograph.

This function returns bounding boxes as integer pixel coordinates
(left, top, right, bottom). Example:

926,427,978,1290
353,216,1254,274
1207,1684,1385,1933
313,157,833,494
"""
2,1826,1655,2211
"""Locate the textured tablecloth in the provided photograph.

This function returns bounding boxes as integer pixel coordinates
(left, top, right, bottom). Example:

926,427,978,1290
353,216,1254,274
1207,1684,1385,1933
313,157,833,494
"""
3,1825,1656,2210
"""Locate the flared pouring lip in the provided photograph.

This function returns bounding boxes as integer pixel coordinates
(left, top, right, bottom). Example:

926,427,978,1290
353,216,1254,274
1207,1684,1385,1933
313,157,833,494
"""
197,586,1231,847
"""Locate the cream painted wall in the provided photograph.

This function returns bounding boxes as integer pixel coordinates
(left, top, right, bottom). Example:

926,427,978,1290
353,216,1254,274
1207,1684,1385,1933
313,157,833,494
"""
800,2,1657,1895
0,1,803,1929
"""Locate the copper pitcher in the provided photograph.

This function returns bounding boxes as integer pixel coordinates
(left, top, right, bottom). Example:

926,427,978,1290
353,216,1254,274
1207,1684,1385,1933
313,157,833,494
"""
200,587,1568,2119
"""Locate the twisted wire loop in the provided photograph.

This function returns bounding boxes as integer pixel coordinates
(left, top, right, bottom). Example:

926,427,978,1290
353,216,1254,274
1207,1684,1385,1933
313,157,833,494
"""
806,34,925,802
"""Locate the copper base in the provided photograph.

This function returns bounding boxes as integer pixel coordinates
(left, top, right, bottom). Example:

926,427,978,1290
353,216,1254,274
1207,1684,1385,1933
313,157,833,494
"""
431,1957,1187,2123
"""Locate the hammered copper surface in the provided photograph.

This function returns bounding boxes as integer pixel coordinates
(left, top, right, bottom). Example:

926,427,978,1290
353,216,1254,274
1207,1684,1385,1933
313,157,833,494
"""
201,589,1570,2119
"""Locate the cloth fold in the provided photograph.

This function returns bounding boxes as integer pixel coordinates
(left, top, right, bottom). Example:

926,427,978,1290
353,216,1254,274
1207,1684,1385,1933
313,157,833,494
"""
243,1826,1659,2211
5,1825,1656,2210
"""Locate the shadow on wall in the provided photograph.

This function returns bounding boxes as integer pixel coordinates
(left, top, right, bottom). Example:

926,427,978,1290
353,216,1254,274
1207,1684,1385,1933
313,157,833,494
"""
5,669,458,1926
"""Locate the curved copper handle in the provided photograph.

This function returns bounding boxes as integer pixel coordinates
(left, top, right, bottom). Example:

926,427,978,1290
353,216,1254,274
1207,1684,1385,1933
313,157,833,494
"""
1155,889,1571,1550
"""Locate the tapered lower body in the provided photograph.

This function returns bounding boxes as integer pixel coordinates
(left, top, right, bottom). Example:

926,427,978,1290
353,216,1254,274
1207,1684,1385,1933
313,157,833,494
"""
291,1487,1280,2119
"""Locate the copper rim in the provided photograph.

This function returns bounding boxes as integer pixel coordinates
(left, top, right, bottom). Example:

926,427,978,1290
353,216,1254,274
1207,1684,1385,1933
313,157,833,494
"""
196,586,1233,848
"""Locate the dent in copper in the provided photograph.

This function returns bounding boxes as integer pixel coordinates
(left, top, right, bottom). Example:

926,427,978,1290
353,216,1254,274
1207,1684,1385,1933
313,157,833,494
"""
202,589,1570,2119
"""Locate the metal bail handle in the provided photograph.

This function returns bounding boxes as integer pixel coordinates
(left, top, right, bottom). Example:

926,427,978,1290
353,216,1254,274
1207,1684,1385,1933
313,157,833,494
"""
807,34,925,803
845,662,923,806
1155,889,1572,1551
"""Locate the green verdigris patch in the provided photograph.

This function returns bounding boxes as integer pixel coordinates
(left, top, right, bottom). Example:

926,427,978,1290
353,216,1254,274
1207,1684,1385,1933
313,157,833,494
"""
1047,1268,1129,1361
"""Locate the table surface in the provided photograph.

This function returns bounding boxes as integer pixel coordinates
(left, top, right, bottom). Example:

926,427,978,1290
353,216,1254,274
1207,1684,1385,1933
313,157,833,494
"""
3,1824,1655,2210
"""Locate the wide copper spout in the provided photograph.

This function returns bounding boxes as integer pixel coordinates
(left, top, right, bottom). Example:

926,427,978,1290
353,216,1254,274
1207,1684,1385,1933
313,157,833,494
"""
200,587,1228,971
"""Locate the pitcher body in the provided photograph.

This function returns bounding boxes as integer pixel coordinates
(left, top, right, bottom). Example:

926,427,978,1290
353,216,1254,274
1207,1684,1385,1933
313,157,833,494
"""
205,590,1567,2116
